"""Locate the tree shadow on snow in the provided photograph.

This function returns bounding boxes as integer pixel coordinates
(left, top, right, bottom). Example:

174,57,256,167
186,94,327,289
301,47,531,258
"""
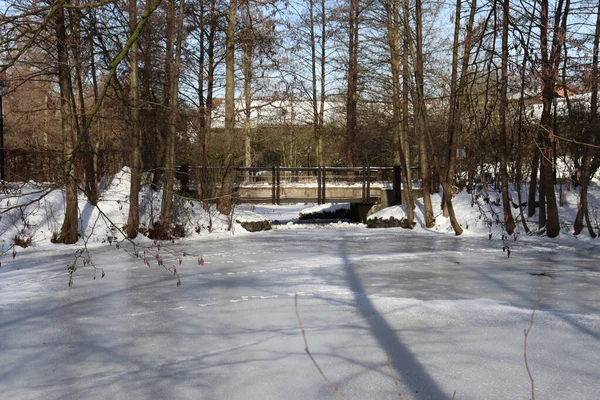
337,237,451,399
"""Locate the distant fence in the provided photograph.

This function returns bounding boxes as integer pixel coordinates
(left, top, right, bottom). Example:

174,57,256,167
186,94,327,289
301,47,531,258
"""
3,149,128,182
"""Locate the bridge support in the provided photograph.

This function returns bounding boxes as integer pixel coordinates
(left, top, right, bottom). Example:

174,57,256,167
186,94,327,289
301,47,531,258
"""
361,166,372,203
317,167,322,204
317,167,327,204
350,202,375,223
271,166,281,205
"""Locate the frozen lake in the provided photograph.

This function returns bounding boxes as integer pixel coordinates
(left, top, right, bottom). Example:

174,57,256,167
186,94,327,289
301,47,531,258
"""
2,227,599,399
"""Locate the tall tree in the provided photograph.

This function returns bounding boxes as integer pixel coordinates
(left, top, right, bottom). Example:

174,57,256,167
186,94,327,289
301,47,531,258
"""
401,0,411,204
189,0,219,198
409,0,463,233
499,0,516,234
239,2,277,171
444,0,462,212
309,0,320,166
346,0,359,167
216,0,237,215
126,0,143,239
537,0,569,237
411,0,434,227
443,0,476,219
203,0,218,165
385,0,414,225
66,4,98,205
156,0,185,238
514,2,536,233
573,0,599,237
318,0,326,166
241,2,255,170
54,2,79,244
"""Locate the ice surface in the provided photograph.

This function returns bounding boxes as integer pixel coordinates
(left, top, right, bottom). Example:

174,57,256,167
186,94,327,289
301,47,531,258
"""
1,227,599,400
2,171,600,399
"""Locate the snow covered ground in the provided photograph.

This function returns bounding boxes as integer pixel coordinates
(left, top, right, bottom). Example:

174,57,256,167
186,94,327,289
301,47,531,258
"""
1,171,600,399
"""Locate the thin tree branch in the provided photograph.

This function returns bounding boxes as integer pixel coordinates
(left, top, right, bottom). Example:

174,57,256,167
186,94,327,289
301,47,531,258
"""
387,351,406,400
524,297,542,400
294,294,345,400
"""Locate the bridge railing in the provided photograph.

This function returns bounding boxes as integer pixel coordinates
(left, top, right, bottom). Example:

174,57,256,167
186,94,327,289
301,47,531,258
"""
234,166,394,185
174,165,421,205
230,166,415,205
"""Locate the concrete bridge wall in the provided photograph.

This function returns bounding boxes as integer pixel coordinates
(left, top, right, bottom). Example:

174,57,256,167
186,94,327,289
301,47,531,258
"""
234,184,424,205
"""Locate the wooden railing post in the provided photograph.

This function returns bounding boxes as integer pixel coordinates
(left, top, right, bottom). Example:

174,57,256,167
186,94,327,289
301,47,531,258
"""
276,166,281,204
317,167,322,204
393,165,402,205
366,166,371,202
271,166,276,204
322,167,326,204
361,166,366,203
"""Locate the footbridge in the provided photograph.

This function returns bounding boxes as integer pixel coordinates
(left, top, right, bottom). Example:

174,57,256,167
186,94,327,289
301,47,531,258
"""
177,166,422,206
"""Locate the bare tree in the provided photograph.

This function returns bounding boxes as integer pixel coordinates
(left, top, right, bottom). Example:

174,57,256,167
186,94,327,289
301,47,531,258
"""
385,0,414,225
410,0,434,227
537,0,569,237
156,0,185,238
346,0,359,168
409,0,463,233
574,0,599,238
443,0,476,220
54,2,79,244
499,0,516,234
216,0,237,215
126,0,143,239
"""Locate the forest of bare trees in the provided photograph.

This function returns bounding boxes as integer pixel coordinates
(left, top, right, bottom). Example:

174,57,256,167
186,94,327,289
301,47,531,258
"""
1,0,599,241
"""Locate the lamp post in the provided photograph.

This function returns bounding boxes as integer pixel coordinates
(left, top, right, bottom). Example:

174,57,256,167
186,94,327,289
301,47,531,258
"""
0,80,6,184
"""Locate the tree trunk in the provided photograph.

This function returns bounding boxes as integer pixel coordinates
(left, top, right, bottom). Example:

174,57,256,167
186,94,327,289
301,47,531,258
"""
401,0,412,202
126,0,142,239
408,0,462,233
413,0,435,228
55,4,79,244
528,141,540,217
242,2,254,171
443,0,462,219
318,0,326,166
346,0,359,168
198,0,217,199
216,0,237,215
387,0,401,166
310,0,319,166
574,0,599,237
156,0,183,239
70,5,98,205
499,0,516,234
537,0,569,237
444,0,476,219
197,0,207,166
515,0,535,233
386,0,414,225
